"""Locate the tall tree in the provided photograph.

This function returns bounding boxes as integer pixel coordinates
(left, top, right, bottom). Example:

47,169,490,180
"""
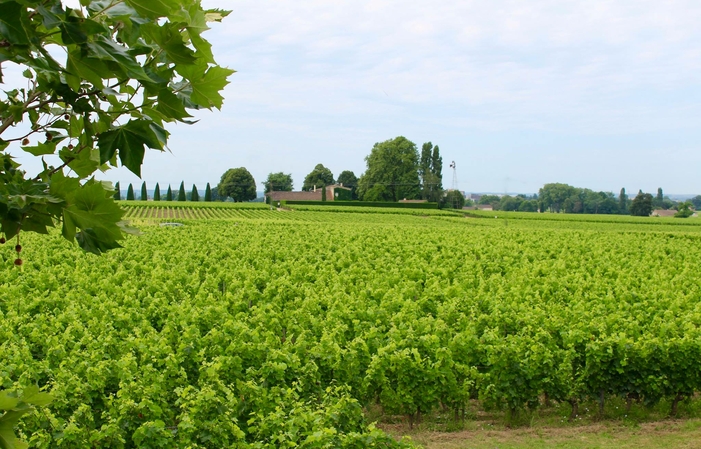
657,188,664,203
166,186,173,202
140,182,148,201
178,182,187,202
263,173,294,193
153,183,161,201
126,184,135,201
357,136,421,202
418,142,443,202
337,170,359,199
191,185,200,202
218,168,257,202
0,1,232,256
302,164,334,191
538,183,577,213
204,183,213,202
630,192,653,216
619,188,627,214
114,182,121,201
337,170,358,188
431,145,443,200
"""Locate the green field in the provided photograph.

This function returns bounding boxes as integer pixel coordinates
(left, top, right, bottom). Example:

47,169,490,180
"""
2,205,701,448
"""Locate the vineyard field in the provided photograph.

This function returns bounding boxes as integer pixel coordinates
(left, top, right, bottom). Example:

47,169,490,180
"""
2,206,701,448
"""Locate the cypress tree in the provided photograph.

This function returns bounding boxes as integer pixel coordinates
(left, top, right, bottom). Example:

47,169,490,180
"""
166,185,173,201
191,184,199,202
126,183,135,200
114,181,121,200
619,188,627,214
204,183,212,202
178,181,186,201
140,181,148,201
321,184,327,201
154,183,161,201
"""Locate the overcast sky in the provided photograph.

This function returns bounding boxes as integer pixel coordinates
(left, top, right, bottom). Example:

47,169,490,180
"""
11,1,701,195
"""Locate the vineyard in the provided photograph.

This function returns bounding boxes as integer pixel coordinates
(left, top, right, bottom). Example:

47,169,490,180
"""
2,205,701,448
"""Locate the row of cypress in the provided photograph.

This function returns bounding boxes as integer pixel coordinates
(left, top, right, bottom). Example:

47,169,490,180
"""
114,181,213,202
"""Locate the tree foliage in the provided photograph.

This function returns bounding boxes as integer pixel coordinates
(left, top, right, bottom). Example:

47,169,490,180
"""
357,136,420,202
443,190,464,209
263,172,293,193
630,192,653,216
153,183,161,201
478,194,501,206
190,184,199,202
337,170,358,199
166,185,173,201
302,164,334,191
204,182,212,202
0,0,232,254
675,201,693,218
539,183,620,214
218,167,256,202
140,181,147,201
177,181,186,201
113,181,120,200
126,183,134,201
619,188,628,214
419,142,443,202
690,195,701,210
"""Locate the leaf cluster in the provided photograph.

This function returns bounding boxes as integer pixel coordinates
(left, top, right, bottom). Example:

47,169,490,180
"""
0,0,233,253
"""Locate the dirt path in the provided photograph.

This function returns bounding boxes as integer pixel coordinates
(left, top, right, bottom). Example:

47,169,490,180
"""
386,420,701,449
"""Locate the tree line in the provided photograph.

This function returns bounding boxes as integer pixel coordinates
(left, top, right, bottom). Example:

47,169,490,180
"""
484,184,694,217
114,181,217,202
214,136,466,207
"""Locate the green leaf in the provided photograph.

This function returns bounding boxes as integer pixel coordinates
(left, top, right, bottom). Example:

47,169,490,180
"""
62,147,100,178
63,181,125,254
0,2,30,45
125,0,179,19
142,23,197,66
156,89,192,121
179,65,235,110
87,0,137,18
189,32,214,63
97,120,163,177
21,386,52,407
0,411,30,449
76,228,122,254
0,392,19,411
22,141,57,156
87,36,150,81
66,52,108,89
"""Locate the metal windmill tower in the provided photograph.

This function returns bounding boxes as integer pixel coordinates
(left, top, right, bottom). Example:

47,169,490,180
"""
449,161,459,208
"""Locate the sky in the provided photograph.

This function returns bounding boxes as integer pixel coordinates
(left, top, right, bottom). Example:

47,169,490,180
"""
8,0,701,195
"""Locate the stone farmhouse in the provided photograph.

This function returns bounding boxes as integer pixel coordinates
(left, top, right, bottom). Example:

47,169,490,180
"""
267,184,352,203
